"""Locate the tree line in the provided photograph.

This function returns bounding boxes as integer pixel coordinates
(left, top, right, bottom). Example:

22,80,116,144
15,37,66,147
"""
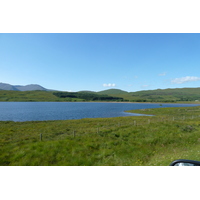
53,92,124,101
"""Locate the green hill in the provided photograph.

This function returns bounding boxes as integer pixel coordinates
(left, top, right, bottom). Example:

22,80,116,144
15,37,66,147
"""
0,90,60,102
97,88,200,103
0,90,124,102
1,87,200,103
97,89,128,95
129,88,200,102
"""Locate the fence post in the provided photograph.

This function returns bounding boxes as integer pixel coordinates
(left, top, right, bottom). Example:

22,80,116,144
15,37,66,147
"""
148,119,150,124
134,121,136,126
73,130,76,138
40,133,43,141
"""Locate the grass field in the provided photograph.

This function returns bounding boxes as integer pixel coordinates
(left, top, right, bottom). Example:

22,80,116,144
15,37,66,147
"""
1,105,200,166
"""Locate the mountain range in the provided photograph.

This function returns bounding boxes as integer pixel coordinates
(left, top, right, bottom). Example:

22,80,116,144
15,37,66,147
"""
0,82,129,93
0,83,48,91
1,82,200,103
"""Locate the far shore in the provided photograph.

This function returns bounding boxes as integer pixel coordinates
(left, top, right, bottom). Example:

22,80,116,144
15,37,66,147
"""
60,101,200,104
0,101,200,105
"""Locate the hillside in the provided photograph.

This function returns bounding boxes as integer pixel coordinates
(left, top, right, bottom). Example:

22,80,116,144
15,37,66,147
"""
0,90,60,102
0,90,124,102
97,88,200,102
1,83,200,102
97,89,128,95
129,88,200,102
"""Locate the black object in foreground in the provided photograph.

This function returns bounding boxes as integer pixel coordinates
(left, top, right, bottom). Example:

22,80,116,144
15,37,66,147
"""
170,159,200,166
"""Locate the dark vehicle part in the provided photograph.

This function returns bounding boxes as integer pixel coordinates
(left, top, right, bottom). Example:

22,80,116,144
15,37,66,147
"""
170,159,200,166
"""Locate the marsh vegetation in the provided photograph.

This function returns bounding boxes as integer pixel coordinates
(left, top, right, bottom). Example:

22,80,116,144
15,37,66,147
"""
1,106,200,166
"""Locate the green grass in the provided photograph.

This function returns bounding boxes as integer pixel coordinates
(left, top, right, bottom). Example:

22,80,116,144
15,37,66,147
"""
1,106,200,166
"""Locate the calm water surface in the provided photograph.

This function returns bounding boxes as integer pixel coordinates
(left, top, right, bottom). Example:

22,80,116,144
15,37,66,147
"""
0,102,199,122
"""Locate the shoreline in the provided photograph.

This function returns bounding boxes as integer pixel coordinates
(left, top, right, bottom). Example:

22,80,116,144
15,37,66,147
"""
0,100,199,105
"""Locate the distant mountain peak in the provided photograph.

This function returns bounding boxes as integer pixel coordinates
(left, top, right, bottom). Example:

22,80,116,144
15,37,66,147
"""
0,82,19,91
0,82,48,91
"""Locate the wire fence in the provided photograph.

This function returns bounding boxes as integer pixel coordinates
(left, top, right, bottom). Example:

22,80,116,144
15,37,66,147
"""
1,114,200,144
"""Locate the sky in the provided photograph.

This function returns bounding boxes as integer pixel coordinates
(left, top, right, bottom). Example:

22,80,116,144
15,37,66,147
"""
1,33,200,92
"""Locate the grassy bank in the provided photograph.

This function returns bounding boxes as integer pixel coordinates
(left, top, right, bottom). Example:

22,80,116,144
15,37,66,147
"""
1,106,200,166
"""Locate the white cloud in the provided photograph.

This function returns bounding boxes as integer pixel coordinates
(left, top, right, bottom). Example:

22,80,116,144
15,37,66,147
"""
141,85,150,88
159,72,167,76
171,76,200,84
103,83,116,87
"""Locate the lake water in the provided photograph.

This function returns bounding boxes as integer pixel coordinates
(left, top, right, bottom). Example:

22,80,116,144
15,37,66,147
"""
0,102,199,122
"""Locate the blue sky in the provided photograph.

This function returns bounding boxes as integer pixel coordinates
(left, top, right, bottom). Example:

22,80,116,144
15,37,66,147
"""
1,33,200,92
